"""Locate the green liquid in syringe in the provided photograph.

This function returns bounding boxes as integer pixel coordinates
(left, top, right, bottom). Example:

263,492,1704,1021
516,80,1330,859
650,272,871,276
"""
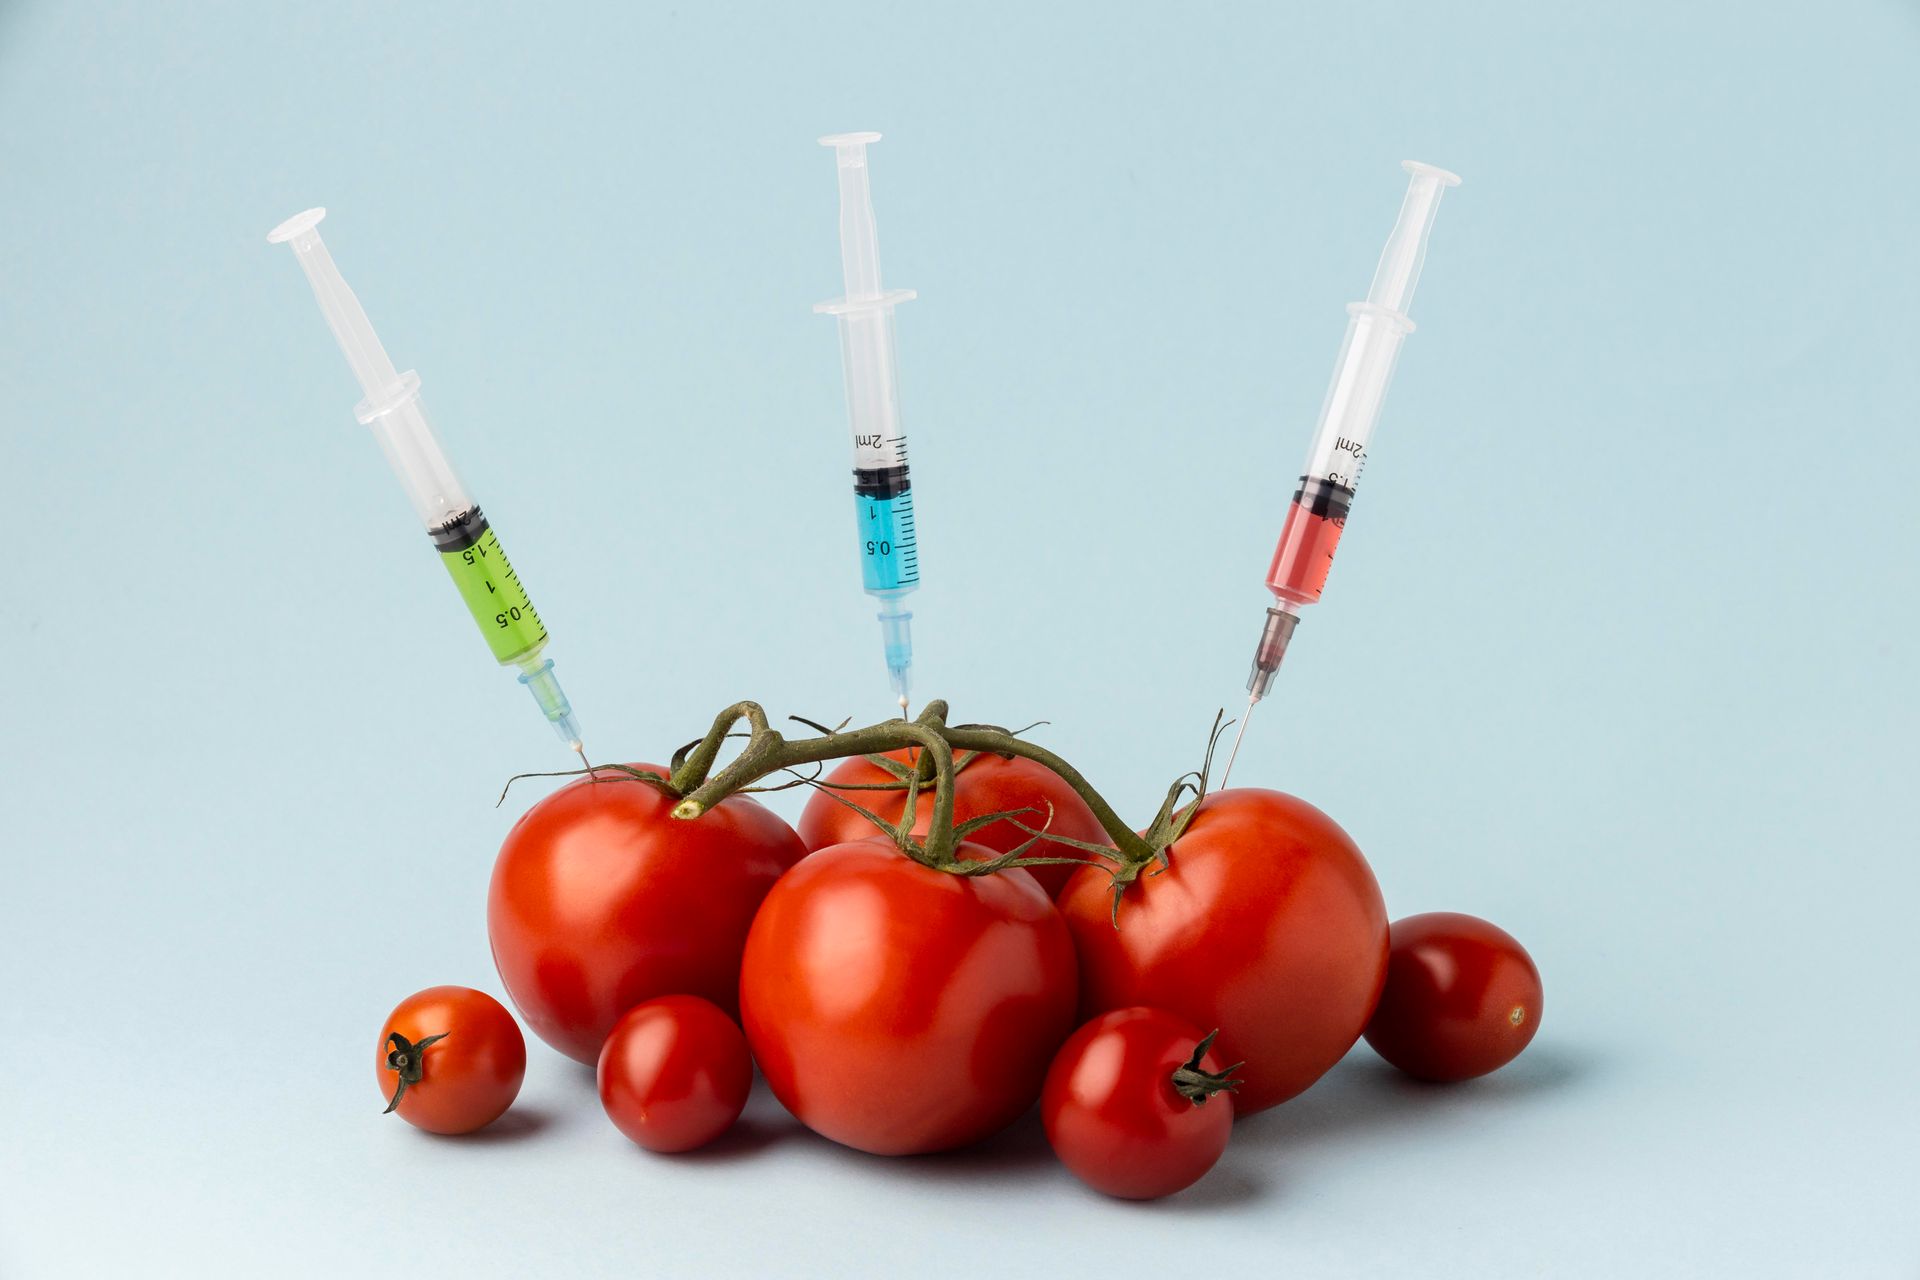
431,507,548,664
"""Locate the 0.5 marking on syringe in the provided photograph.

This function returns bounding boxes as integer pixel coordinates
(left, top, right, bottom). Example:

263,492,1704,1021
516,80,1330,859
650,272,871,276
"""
432,504,550,663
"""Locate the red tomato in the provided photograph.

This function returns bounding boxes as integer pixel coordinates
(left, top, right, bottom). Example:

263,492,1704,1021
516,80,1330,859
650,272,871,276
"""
488,766,806,1064
597,995,754,1153
1042,1007,1237,1200
1058,788,1388,1115
797,749,1111,896
739,840,1079,1155
376,986,526,1135
1364,912,1543,1082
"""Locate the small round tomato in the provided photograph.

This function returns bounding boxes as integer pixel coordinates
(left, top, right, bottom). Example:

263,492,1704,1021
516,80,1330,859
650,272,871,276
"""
376,986,526,1135
1042,1008,1238,1200
1058,788,1388,1115
740,840,1079,1156
489,765,807,1064
1364,912,1543,1082
597,995,753,1153
797,749,1111,896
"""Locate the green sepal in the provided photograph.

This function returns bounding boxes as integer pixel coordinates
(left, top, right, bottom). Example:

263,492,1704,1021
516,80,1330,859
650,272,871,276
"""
1170,1029,1243,1105
381,1030,448,1115
952,804,1043,842
800,778,905,845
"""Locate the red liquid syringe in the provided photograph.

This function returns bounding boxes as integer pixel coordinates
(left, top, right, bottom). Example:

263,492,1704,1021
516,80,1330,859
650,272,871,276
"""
1220,162,1461,786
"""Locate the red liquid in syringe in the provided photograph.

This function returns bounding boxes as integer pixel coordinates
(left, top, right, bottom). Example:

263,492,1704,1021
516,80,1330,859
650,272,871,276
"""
1265,479,1354,606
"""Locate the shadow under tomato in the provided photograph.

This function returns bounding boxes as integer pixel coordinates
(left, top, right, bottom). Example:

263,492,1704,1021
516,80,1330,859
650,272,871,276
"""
442,1106,560,1145
652,1114,804,1163
725,1088,1061,1186
1239,1039,1594,1156
884,1105,1059,1182
638,1043,1590,1199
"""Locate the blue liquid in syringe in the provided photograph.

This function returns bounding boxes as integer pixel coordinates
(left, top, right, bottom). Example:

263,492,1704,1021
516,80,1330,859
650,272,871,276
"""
854,461,919,594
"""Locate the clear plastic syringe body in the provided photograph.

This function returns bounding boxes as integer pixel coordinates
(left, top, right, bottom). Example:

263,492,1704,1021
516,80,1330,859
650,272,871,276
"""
1246,162,1460,701
814,133,921,711
266,208,583,755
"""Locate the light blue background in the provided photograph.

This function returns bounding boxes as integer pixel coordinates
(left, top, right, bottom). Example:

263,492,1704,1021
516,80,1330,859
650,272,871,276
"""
3,2,1915,1275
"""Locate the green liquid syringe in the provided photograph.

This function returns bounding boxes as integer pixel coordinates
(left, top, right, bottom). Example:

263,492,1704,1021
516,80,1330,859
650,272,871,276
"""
268,208,586,764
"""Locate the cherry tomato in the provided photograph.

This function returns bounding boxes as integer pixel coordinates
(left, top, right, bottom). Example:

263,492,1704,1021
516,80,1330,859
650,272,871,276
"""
1364,912,1543,1082
597,995,753,1153
797,749,1111,897
1058,788,1388,1115
1042,1008,1238,1200
739,840,1079,1155
376,986,526,1135
489,766,807,1064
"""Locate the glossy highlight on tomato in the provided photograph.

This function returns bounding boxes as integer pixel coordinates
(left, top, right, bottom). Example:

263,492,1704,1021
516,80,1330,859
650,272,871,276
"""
488,766,807,1064
739,839,1079,1155
376,986,526,1135
797,749,1110,896
1364,912,1543,1082
597,995,753,1153
1058,788,1388,1115
1042,1008,1236,1200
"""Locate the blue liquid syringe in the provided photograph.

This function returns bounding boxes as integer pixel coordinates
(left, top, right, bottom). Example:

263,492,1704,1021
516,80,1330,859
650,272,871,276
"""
815,132,921,714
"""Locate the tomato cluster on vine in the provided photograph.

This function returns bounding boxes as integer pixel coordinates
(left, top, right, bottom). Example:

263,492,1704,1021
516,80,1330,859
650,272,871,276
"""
374,700,1543,1201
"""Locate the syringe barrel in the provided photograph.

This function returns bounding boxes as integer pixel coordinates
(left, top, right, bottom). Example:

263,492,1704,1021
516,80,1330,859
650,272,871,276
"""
356,375,475,532
818,134,921,608
1291,161,1460,510
1265,163,1458,611
817,135,914,470
1294,303,1413,493
837,306,909,469
359,380,550,669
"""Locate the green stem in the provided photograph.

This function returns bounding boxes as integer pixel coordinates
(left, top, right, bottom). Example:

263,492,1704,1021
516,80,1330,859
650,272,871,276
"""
665,699,1155,871
943,726,1155,865
669,701,770,795
670,704,964,866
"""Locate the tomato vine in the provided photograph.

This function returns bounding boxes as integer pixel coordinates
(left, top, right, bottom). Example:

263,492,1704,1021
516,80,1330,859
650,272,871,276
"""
509,699,1232,913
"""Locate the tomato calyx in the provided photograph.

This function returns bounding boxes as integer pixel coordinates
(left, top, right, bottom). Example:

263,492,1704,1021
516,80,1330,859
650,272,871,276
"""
1094,712,1236,923
381,1030,448,1114
805,777,1110,881
800,734,998,807
1169,1030,1243,1106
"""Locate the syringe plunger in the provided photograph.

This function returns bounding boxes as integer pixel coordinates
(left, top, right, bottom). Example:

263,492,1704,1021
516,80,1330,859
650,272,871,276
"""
1366,162,1462,317
267,208,406,408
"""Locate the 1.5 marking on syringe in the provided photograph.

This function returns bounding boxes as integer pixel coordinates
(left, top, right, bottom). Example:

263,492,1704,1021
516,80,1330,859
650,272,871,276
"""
432,505,550,661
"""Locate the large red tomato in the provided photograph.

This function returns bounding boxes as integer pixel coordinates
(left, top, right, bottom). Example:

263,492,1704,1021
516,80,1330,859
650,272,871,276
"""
797,749,1111,896
489,765,806,1064
739,840,1079,1155
1057,788,1387,1115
